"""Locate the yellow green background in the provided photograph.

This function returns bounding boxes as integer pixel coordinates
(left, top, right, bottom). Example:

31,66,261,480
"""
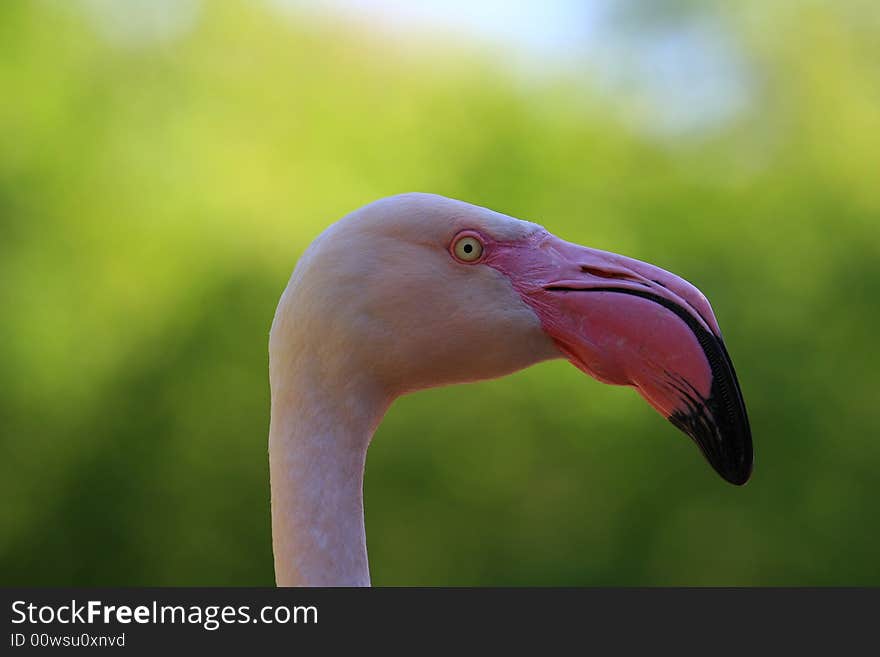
2,1,878,585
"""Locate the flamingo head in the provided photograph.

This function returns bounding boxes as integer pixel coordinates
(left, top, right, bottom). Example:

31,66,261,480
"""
275,193,752,485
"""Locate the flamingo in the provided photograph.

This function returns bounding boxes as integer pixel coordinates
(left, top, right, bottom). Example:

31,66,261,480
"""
268,193,752,586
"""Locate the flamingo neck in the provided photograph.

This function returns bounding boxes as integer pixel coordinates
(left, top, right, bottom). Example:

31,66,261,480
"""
269,361,389,587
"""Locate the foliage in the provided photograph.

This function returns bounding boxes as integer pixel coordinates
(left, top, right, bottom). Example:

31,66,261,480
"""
1,1,878,585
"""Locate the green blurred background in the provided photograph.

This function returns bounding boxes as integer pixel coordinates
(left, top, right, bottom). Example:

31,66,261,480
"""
2,0,878,586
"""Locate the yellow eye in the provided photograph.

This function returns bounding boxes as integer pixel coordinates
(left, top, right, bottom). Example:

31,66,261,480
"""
453,235,484,262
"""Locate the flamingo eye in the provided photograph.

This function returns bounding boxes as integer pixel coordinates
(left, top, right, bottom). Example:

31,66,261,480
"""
452,234,484,262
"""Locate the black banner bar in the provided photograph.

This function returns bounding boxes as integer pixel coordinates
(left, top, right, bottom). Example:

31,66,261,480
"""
2,588,876,652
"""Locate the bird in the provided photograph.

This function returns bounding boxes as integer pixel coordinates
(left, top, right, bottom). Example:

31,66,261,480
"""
268,192,752,586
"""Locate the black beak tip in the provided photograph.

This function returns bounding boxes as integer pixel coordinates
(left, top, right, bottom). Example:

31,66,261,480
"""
717,456,753,486
666,329,753,487
668,401,753,487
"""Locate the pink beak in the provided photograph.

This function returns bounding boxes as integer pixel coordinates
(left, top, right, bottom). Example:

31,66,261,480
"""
486,230,753,485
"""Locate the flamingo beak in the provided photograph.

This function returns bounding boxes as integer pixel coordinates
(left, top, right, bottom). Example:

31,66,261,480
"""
487,231,753,485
